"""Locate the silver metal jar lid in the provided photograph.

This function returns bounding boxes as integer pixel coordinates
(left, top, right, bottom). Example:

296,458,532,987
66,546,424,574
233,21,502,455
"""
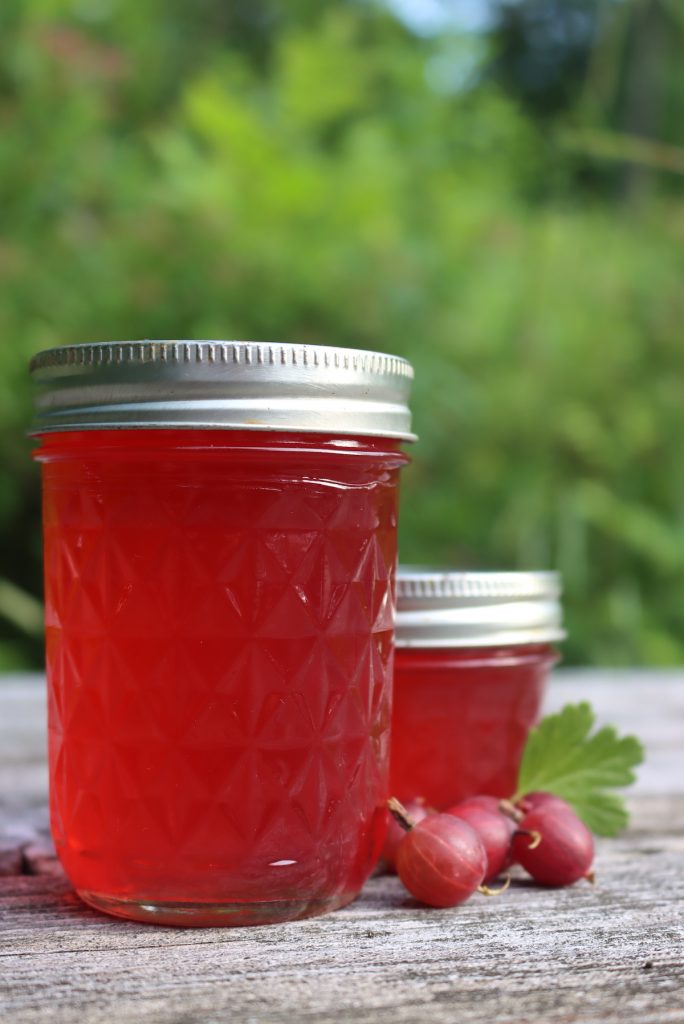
29,341,415,440
395,569,565,648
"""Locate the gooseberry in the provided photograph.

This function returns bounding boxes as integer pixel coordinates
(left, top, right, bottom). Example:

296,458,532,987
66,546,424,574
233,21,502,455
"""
390,801,487,908
513,804,595,887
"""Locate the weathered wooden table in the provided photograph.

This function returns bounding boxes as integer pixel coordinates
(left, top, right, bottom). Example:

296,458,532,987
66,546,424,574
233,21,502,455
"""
1,671,683,1023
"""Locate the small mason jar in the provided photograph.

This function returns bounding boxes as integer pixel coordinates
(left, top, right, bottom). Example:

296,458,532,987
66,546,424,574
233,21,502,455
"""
390,570,564,809
30,341,414,926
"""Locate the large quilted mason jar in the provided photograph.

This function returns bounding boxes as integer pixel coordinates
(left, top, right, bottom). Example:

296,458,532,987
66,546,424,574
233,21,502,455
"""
30,341,414,926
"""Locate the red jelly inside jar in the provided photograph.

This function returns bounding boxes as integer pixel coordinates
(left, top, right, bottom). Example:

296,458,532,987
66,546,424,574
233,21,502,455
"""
389,571,563,809
31,341,414,926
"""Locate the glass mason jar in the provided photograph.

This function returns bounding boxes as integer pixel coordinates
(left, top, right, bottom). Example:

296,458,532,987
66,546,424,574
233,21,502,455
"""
390,570,564,809
30,341,414,926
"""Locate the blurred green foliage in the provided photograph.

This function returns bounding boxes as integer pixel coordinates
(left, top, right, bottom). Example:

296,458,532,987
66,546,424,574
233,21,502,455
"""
1,0,684,667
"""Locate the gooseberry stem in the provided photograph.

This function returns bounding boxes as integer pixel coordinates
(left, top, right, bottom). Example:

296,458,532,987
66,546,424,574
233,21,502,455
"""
478,874,512,896
498,798,524,824
514,828,543,850
387,797,417,831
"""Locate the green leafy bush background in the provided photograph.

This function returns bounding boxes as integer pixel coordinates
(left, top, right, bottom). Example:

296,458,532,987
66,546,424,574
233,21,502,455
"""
1,0,684,667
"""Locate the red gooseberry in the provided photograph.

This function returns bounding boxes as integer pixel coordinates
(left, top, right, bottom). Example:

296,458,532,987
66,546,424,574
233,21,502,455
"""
395,811,487,908
512,804,595,887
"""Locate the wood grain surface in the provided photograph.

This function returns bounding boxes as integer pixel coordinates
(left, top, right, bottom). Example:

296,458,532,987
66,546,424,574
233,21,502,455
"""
1,672,683,1024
